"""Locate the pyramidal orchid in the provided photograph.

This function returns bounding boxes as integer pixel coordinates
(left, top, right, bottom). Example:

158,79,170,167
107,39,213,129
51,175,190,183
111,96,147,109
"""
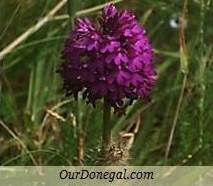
59,4,157,152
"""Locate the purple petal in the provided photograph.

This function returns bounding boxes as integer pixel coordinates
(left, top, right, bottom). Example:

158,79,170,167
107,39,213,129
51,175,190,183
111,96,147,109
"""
103,4,117,19
114,52,128,65
116,70,130,85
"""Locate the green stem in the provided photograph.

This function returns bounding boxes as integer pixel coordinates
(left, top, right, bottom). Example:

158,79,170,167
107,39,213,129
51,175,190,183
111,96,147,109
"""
102,97,112,151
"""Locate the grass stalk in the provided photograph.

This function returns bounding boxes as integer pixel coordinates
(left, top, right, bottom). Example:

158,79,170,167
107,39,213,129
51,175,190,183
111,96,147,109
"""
0,0,123,61
165,0,188,162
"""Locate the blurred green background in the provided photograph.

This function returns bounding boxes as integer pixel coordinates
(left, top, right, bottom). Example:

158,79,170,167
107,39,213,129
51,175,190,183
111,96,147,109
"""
0,0,213,165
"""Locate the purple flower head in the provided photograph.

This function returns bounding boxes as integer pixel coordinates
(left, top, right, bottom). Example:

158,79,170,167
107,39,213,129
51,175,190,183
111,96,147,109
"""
59,4,157,112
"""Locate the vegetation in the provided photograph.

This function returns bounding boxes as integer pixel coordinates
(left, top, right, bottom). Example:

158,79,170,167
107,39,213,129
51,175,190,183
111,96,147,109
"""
0,0,213,166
